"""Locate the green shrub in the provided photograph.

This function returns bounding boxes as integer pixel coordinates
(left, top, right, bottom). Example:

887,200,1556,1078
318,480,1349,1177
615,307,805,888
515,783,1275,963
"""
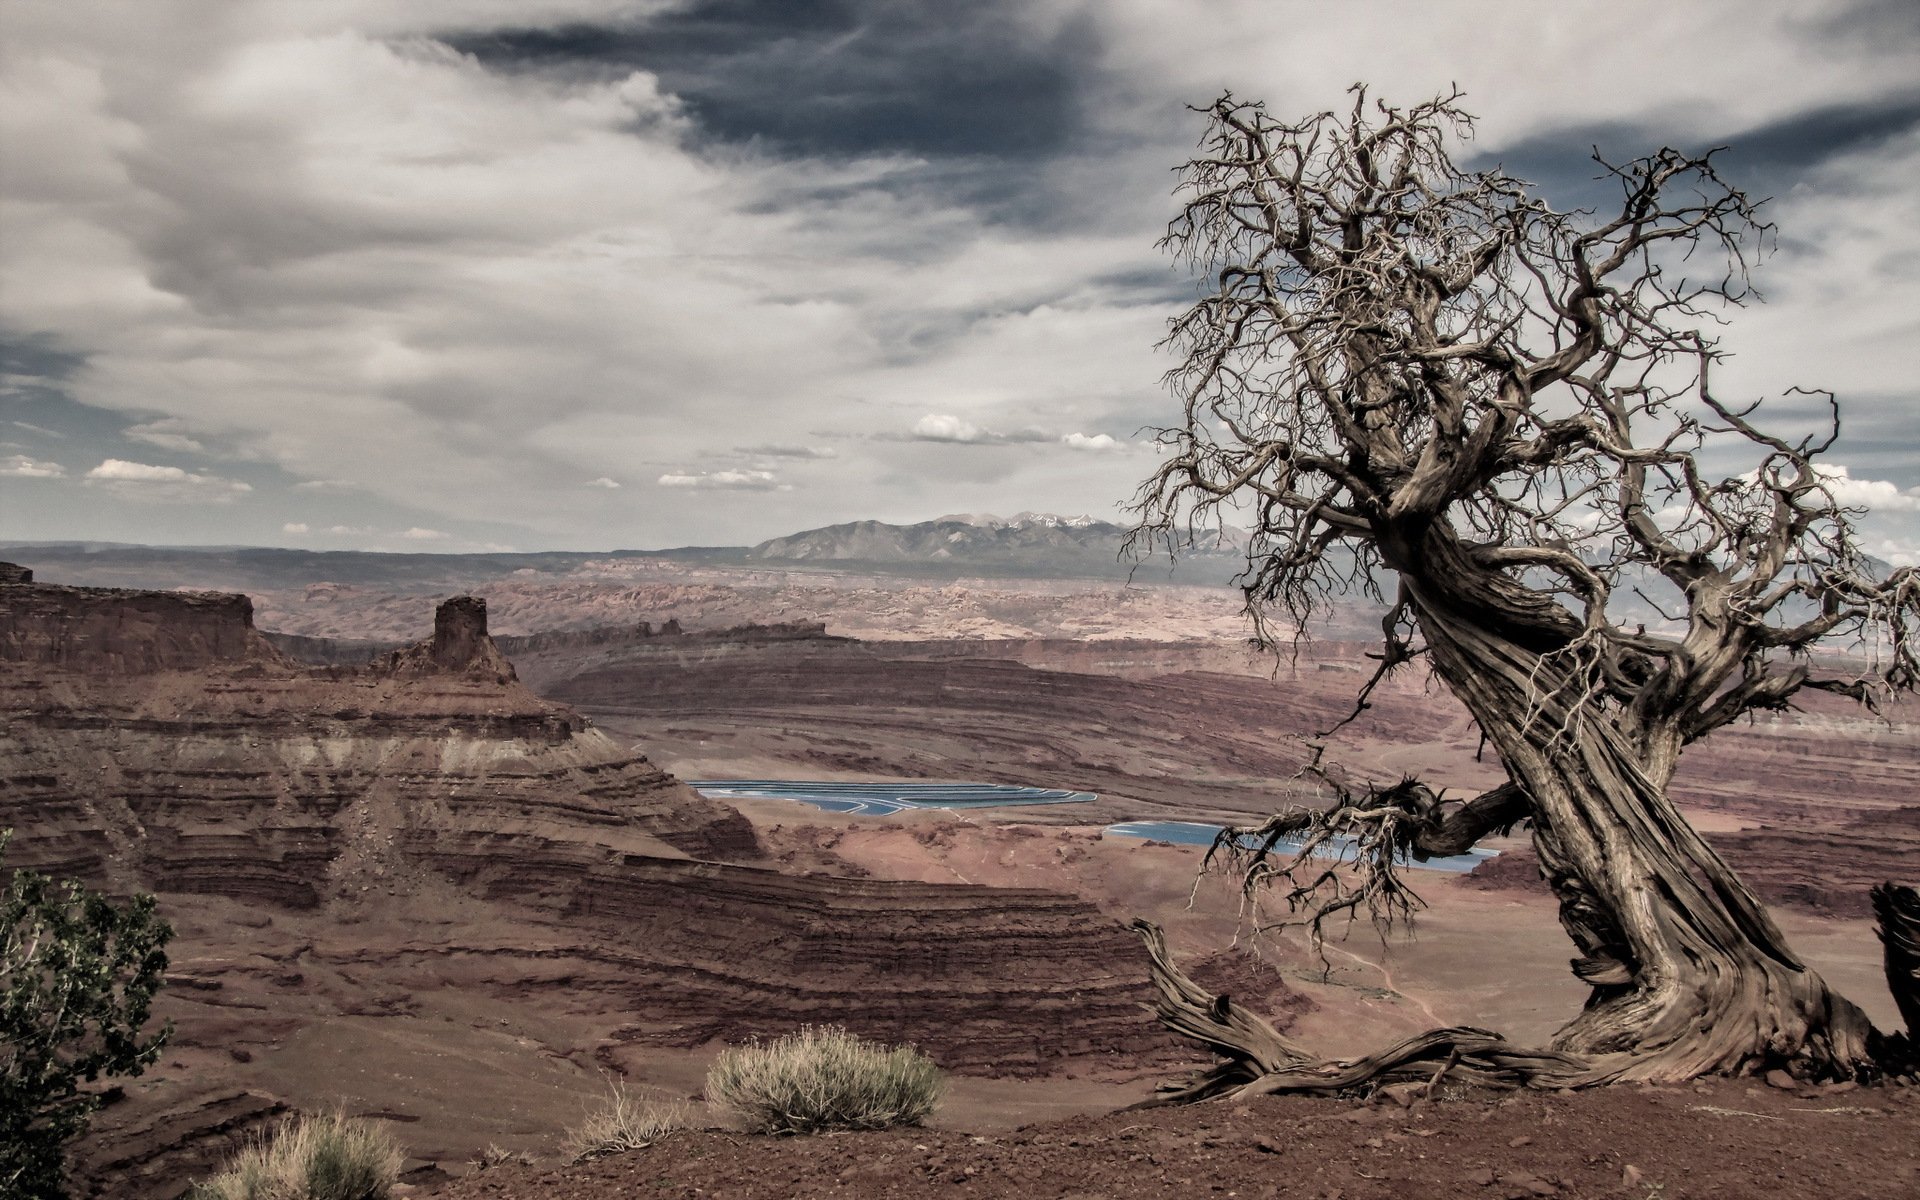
188,1112,403,1200
562,1080,692,1162
706,1025,943,1135
2,830,172,1199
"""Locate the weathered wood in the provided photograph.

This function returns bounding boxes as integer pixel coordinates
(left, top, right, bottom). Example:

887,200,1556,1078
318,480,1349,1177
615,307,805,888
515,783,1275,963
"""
1131,920,1587,1098
1126,919,1307,1103
1128,88,1919,1090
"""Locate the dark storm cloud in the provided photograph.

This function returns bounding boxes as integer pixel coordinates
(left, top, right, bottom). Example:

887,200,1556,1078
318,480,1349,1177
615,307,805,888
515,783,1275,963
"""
442,0,1100,162
1474,94,1920,218
0,334,87,384
0,334,117,446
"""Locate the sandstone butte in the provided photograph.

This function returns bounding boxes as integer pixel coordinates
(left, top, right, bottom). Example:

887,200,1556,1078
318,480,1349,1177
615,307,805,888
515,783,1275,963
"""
0,563,1183,1198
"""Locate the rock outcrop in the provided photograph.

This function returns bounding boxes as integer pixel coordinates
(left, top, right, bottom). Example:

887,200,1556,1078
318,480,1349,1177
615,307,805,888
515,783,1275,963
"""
0,570,757,895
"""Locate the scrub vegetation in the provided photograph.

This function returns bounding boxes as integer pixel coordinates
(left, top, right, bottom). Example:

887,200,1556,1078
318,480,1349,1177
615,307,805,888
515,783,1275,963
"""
186,1113,403,1200
707,1026,944,1135
563,1081,693,1163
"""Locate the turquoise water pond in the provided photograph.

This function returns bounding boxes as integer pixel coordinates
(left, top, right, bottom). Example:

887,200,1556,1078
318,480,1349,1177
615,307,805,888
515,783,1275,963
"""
689,781,1497,873
688,779,1094,815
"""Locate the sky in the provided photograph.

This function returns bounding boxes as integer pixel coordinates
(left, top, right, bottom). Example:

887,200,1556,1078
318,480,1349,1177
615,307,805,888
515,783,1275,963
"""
2,0,1918,557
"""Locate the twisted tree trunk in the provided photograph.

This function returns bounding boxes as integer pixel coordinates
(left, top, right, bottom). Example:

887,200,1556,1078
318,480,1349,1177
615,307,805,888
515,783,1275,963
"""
1415,603,1878,1080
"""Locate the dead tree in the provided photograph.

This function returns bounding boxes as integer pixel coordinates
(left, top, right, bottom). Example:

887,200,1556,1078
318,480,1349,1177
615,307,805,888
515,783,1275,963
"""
1129,87,1920,1091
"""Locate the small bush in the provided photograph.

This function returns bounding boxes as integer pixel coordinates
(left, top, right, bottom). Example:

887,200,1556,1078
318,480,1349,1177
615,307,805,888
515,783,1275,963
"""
562,1081,692,1163
188,1112,403,1200
706,1025,943,1135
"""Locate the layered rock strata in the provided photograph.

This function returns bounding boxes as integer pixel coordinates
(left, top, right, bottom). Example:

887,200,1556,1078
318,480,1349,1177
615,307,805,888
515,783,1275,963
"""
0,567,1185,1197
0,576,756,895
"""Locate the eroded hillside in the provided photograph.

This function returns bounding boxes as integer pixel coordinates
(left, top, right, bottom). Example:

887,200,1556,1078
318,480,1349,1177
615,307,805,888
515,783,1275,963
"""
0,567,1189,1198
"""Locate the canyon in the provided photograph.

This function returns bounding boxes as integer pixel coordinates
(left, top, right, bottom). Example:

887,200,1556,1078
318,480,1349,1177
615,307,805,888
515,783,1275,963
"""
0,565,1202,1198
2,544,1915,1198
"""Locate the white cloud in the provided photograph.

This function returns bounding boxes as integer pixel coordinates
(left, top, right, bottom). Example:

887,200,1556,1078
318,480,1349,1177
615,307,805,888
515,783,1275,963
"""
325,524,372,535
1061,432,1126,452
400,526,447,540
81,458,250,501
912,414,988,443
657,469,787,491
87,459,192,483
907,415,1057,445
124,418,207,454
1865,536,1920,567
281,521,309,533
1817,465,1920,512
0,454,66,478
585,476,620,488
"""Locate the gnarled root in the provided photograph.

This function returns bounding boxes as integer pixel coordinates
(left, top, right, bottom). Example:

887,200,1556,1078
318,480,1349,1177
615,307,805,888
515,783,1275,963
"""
1136,882,1920,1100
1129,919,1587,1104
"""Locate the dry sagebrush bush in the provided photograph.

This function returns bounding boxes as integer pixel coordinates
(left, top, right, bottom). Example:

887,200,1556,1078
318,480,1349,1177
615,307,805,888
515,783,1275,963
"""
707,1025,943,1135
188,1112,403,1200
563,1080,694,1162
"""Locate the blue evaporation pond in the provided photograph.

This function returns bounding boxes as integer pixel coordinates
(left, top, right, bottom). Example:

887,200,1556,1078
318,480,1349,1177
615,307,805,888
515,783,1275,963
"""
689,780,1097,817
1102,820,1499,874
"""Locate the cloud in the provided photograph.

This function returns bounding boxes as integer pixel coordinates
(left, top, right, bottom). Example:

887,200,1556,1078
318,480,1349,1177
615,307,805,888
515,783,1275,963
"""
585,476,621,488
739,444,838,459
1817,465,1920,512
281,521,309,533
912,414,988,443
1865,535,1920,567
907,414,1056,445
81,458,250,500
657,469,788,491
86,459,193,483
0,2,1913,549
0,454,66,478
124,418,207,454
400,526,447,540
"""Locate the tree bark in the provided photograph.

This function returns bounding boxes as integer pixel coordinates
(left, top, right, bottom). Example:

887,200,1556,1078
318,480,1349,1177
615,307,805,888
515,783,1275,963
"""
1413,596,1879,1080
1128,919,1587,1101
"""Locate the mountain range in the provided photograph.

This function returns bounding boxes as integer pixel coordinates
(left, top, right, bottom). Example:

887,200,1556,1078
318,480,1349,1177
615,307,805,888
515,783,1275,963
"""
0,514,1251,590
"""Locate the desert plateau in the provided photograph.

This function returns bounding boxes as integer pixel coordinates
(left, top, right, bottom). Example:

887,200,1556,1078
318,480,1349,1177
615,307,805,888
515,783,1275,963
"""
3,539,1916,1199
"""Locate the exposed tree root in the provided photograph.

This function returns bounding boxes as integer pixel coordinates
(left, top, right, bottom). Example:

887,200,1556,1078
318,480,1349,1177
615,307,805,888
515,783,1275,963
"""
1129,919,1585,1104
1132,892,1920,1102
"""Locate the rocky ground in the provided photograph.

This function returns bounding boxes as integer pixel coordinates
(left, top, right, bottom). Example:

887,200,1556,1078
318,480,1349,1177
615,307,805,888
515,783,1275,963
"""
429,1076,1920,1200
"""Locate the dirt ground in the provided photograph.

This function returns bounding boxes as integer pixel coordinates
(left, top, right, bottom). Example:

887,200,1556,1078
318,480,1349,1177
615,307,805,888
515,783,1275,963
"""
428,1075,1920,1200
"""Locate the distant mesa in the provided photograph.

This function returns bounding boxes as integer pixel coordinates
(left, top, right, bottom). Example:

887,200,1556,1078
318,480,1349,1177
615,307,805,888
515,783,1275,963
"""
743,513,1247,574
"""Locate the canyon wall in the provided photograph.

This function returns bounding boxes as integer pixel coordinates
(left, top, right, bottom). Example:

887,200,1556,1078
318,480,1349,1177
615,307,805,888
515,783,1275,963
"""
0,567,1181,1197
